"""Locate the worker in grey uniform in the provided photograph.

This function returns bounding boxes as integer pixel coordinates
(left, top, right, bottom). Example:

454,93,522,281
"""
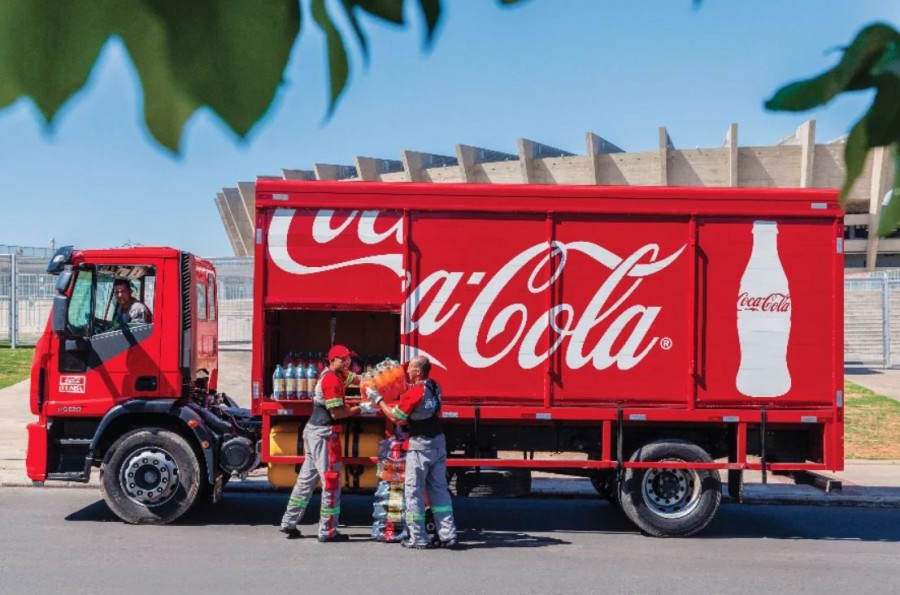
371,355,459,549
280,344,365,542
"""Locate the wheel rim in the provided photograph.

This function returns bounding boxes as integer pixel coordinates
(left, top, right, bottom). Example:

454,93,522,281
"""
640,459,701,519
119,447,180,507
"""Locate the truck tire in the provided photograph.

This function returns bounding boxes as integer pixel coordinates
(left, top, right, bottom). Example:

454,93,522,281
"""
100,428,203,525
618,439,721,537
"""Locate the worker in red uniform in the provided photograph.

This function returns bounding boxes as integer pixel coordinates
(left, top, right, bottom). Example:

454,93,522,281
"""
280,345,366,542
370,355,459,549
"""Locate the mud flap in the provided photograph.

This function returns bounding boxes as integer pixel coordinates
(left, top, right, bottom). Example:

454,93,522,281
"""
213,475,224,504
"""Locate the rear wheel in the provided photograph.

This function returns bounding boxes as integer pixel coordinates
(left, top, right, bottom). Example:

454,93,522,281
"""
618,439,721,537
100,428,203,525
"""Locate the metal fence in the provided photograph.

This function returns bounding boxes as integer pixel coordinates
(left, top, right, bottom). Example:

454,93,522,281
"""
845,275,900,368
0,255,55,347
2,253,899,367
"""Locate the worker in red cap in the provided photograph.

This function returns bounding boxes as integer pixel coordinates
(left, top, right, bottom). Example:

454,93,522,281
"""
280,344,366,542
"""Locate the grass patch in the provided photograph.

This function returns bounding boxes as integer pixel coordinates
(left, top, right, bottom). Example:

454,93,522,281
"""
0,347,34,390
845,380,900,459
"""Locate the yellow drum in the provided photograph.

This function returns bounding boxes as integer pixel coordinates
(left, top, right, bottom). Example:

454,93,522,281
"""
266,421,383,490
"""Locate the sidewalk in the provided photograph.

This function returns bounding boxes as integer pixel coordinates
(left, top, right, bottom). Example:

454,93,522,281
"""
845,365,900,402
3,373,900,507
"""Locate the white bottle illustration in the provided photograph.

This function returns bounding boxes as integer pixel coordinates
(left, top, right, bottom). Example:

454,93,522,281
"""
736,221,791,397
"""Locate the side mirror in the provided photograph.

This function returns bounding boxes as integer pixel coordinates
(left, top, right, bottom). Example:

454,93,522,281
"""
51,270,74,337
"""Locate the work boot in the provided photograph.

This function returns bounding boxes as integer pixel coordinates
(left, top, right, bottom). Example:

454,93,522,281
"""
401,539,432,550
280,527,302,540
318,533,350,543
439,537,460,550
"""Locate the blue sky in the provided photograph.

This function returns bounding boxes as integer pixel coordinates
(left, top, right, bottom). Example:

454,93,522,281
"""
1,1,897,257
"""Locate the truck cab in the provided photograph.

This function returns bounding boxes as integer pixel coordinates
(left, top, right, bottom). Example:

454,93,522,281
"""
26,246,257,524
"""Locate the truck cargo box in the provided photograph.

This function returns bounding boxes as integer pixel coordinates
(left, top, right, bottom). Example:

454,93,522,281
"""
252,181,842,414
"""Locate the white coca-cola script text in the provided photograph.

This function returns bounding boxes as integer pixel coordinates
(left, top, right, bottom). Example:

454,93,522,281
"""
737,292,791,313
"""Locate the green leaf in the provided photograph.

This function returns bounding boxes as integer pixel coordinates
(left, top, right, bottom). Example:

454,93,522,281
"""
350,0,405,24
417,0,442,49
0,0,115,124
341,0,406,65
312,0,351,116
877,146,900,236
871,40,900,77
765,23,899,112
841,115,871,200
865,76,900,147
119,0,300,152
147,0,299,138
0,0,299,153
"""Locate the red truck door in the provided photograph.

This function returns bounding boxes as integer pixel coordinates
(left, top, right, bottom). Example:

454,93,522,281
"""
45,263,163,417
696,217,839,407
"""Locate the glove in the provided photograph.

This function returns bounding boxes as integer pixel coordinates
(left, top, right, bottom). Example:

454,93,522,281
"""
366,387,383,405
358,401,376,415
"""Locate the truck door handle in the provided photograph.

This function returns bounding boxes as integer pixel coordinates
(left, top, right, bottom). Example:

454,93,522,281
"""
136,376,158,391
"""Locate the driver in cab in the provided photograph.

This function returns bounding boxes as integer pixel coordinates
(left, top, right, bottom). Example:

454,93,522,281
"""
112,279,152,329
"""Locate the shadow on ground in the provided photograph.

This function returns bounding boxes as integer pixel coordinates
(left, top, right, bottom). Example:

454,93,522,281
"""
64,491,900,543
845,366,883,376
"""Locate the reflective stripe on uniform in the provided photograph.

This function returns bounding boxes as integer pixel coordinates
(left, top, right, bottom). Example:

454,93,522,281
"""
325,398,343,408
289,497,308,508
320,506,341,517
392,406,409,421
431,505,453,514
406,511,426,522
344,372,357,387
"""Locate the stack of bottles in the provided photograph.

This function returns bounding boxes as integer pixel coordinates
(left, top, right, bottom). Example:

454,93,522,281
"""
371,433,409,543
271,352,328,401
359,359,409,403
271,353,407,401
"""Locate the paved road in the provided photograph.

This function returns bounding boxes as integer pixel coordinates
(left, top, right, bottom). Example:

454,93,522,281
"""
2,489,899,594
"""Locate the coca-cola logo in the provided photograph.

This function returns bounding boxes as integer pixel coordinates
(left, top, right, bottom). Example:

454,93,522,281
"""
269,209,686,372
737,292,791,312
269,208,405,276
407,241,685,371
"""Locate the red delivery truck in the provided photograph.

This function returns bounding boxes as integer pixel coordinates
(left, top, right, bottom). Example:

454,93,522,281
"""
27,181,844,537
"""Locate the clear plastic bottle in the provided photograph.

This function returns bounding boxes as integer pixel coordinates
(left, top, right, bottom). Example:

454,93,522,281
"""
285,364,298,400
272,364,286,401
306,363,318,399
297,361,309,399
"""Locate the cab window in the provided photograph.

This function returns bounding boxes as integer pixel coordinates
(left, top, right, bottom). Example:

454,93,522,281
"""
197,282,208,321
66,266,156,336
66,270,93,336
208,273,217,322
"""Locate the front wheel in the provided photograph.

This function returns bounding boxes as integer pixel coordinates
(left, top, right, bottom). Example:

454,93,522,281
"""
100,428,203,524
618,439,721,537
